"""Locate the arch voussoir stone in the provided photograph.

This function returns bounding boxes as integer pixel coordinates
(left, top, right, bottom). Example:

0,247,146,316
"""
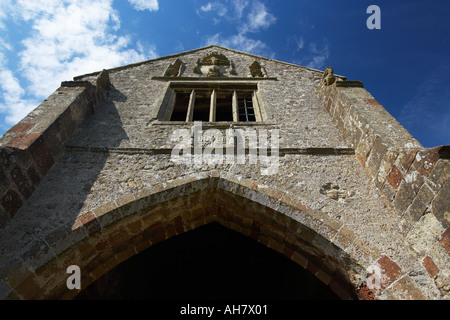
1,174,428,300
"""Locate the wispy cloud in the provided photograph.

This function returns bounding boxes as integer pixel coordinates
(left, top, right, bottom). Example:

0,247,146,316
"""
202,0,276,57
0,0,157,127
240,0,276,34
205,33,273,58
305,41,330,70
399,64,450,147
200,2,214,12
199,2,227,16
287,35,305,51
230,0,249,19
288,36,329,71
128,0,159,12
0,67,39,125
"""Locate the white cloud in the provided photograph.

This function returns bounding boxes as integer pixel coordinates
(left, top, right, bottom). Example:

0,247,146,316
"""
0,69,39,124
205,33,273,58
305,42,330,70
290,39,329,70
294,36,305,50
202,0,276,57
0,0,158,128
198,2,228,18
230,0,249,19
199,0,275,34
18,0,154,97
128,0,159,12
200,3,213,12
241,0,276,33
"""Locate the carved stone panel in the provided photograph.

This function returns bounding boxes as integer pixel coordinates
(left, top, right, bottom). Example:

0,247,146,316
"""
193,51,236,77
164,59,183,77
249,61,267,78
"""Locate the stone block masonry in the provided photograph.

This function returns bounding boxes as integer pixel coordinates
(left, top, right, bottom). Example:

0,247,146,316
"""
0,73,110,227
317,73,450,299
0,46,448,300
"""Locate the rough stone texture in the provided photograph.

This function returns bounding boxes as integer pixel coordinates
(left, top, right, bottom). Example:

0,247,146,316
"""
0,81,108,227
0,46,448,300
318,69,450,300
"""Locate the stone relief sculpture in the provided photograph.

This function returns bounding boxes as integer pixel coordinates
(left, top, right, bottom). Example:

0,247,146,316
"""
164,58,183,77
193,51,235,77
322,66,336,86
249,60,267,78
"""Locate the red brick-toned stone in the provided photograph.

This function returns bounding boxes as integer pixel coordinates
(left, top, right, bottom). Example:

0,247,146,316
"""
326,98,332,112
376,255,403,289
77,211,102,236
294,200,308,213
28,136,54,176
1,189,23,218
5,122,35,135
5,132,40,149
356,283,376,300
398,150,418,172
422,255,439,278
414,146,445,176
387,165,403,190
439,227,450,256
364,98,381,106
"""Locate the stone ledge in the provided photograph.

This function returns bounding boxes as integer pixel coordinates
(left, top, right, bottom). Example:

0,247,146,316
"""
336,80,364,88
65,145,355,156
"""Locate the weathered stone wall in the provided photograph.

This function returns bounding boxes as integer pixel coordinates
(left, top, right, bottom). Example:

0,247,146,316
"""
317,74,450,299
0,46,447,300
0,76,109,228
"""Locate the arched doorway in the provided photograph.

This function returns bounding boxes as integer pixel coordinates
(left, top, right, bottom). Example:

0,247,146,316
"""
75,222,339,300
6,176,369,300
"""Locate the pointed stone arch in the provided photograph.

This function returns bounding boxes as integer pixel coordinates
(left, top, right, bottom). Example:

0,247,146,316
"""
1,173,423,300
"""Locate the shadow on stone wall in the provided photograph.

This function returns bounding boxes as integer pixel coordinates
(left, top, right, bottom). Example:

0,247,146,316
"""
0,84,131,299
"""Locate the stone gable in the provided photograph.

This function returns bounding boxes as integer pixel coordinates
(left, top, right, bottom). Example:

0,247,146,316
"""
0,45,448,300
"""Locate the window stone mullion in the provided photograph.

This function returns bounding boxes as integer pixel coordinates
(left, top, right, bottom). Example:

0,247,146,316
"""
186,89,195,122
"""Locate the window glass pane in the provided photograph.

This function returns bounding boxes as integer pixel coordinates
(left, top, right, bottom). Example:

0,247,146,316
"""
193,91,210,122
167,86,259,123
238,93,256,122
170,92,190,121
216,91,233,122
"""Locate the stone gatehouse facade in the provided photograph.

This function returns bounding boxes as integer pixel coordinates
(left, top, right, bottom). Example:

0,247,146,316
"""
0,45,448,300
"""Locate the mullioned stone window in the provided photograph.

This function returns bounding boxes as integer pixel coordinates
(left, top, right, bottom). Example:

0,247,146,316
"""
158,83,266,123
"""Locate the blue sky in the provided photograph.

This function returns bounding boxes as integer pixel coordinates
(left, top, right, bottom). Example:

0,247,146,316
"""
0,0,449,148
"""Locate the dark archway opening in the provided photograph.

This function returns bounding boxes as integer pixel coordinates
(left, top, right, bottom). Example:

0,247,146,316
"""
76,222,339,300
